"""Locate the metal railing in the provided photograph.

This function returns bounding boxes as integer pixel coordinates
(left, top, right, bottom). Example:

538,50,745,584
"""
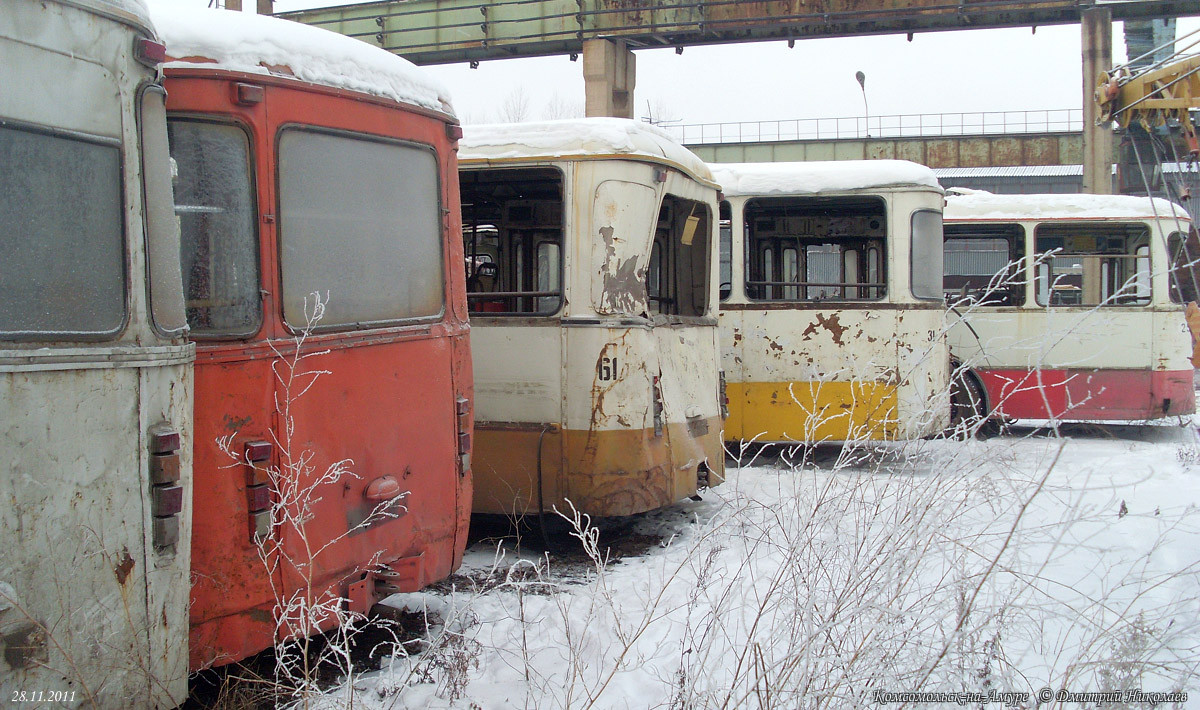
661,109,1084,145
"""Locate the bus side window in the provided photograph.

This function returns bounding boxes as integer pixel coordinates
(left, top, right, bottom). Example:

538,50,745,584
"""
719,201,733,301
653,195,712,317
1034,223,1151,307
941,226,1024,306
170,119,260,336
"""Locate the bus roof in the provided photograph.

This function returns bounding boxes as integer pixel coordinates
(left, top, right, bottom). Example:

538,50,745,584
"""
148,1,454,116
459,118,716,186
711,160,942,197
944,189,1192,222
57,0,154,35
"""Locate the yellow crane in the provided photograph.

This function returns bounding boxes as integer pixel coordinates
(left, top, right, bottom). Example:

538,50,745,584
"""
1096,30,1199,157
1096,29,1200,362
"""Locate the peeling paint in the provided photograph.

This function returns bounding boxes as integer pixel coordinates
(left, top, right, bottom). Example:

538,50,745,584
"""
800,313,849,345
114,548,135,586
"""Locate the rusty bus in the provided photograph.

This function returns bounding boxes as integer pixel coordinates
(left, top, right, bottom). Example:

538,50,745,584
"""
459,119,725,518
0,0,192,703
943,190,1195,422
713,161,951,443
152,6,472,669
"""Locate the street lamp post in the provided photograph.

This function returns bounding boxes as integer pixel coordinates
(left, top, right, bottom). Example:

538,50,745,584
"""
855,70,870,137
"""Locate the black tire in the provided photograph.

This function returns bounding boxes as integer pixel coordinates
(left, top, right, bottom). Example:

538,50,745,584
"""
949,369,995,438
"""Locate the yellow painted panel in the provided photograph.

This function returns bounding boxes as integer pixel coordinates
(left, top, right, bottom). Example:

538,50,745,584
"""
726,381,899,442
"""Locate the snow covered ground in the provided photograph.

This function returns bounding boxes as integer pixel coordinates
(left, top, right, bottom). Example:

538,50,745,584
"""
323,422,1200,709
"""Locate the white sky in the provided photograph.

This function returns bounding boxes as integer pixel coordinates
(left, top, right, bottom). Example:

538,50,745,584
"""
248,1,1200,126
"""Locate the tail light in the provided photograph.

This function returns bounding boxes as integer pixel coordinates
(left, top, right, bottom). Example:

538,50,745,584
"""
244,441,273,542
456,396,471,474
148,424,182,549
134,37,166,68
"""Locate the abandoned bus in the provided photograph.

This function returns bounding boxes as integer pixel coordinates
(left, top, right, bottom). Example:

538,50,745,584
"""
153,6,472,669
943,190,1195,422
713,161,951,443
0,0,192,703
460,118,725,517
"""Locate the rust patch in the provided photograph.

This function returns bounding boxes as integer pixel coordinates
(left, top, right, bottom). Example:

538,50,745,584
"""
800,313,849,346
597,226,648,315
222,413,252,432
768,339,784,352
3,623,47,670
247,607,274,625
259,61,297,77
168,54,218,65
114,548,134,585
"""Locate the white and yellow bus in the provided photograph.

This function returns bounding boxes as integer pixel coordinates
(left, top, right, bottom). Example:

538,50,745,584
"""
713,161,951,443
460,118,725,517
943,190,1195,422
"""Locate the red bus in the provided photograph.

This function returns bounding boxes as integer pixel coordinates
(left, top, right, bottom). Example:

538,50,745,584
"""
151,5,472,669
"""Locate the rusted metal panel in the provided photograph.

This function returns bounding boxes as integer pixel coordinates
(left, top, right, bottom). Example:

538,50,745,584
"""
1021,135,1061,166
924,138,960,168
957,137,992,168
283,0,1199,65
865,140,897,160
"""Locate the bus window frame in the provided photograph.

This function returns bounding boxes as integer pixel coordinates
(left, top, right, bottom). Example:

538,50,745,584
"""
1167,230,1199,304
942,223,1027,307
741,195,888,304
649,194,713,318
718,200,733,302
909,208,945,302
460,165,566,318
137,82,188,338
0,118,130,341
1033,222,1153,308
169,114,263,340
275,124,447,334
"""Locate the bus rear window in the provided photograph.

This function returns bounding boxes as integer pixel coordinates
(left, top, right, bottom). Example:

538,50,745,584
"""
0,124,125,338
278,129,444,329
460,167,564,316
744,195,886,302
170,119,260,337
1034,223,1151,307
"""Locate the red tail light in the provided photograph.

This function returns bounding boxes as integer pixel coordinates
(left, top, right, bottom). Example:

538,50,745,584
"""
135,37,167,67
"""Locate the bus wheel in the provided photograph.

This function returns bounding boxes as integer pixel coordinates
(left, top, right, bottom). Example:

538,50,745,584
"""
950,370,993,438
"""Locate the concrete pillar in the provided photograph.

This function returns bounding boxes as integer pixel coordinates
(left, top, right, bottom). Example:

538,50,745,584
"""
1081,7,1114,194
583,39,636,119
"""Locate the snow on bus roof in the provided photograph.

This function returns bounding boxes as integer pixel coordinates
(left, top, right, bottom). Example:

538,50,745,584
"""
459,118,715,184
147,1,454,116
711,160,941,196
87,0,154,28
944,189,1192,222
